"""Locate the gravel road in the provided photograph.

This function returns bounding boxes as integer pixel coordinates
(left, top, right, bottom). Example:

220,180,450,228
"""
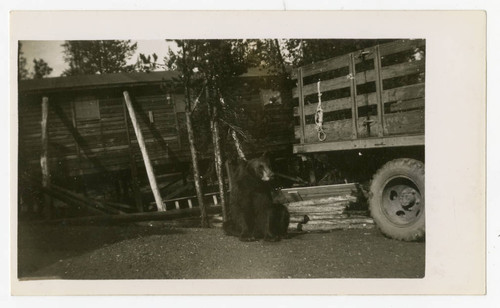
17,221,425,280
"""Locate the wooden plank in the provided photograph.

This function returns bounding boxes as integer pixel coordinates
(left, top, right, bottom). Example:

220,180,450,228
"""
381,60,425,80
289,213,352,222
123,91,165,212
378,39,425,57
291,53,351,79
299,118,353,143
40,205,223,226
293,134,425,154
123,99,143,213
389,98,425,113
293,74,351,98
297,68,306,144
282,183,356,195
298,223,374,232
382,83,425,103
294,96,353,117
295,218,374,225
384,109,425,135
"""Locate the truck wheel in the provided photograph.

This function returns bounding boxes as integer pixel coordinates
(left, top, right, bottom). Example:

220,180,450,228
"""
369,158,425,241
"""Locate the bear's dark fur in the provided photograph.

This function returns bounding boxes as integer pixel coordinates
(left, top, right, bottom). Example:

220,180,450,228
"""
223,153,290,241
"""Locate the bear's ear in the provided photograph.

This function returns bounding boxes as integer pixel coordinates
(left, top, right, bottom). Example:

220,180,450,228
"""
261,151,269,159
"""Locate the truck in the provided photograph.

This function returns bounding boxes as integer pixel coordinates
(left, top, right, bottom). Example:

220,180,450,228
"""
291,39,425,241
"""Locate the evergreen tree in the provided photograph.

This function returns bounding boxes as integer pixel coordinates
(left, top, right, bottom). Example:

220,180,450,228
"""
32,58,53,79
18,42,29,80
61,40,137,76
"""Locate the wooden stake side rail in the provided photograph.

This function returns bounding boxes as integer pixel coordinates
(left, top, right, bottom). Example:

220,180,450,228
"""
292,39,425,152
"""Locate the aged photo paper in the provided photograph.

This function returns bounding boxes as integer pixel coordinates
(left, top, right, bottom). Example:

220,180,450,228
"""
10,10,486,295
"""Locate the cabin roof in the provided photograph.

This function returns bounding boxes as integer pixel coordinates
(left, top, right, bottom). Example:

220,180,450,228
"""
18,67,278,94
18,71,181,93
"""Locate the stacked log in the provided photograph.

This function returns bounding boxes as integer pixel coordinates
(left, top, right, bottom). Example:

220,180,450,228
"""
286,196,374,232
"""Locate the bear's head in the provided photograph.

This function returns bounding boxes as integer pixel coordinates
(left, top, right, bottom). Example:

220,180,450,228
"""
247,152,274,182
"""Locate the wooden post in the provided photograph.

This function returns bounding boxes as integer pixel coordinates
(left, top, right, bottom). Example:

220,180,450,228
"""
297,68,306,144
122,100,144,212
169,93,183,148
374,45,386,137
122,91,165,212
40,96,52,219
70,100,88,196
349,53,359,139
184,86,209,227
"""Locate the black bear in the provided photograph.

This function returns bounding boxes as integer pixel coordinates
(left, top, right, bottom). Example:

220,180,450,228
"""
223,153,290,241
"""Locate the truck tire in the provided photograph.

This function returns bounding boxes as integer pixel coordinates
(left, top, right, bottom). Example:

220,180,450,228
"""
369,158,425,241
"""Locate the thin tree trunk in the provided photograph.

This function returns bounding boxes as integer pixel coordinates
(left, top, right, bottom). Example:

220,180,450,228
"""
231,130,246,161
208,87,227,221
185,85,209,227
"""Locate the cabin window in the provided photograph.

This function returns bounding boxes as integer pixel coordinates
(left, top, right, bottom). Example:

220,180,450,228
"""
74,97,100,120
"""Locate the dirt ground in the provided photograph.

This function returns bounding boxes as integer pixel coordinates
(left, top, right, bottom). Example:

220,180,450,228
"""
17,220,425,280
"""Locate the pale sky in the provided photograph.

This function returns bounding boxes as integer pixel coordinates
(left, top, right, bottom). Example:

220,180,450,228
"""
20,40,176,78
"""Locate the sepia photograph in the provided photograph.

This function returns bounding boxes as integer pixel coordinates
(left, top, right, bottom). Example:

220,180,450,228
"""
16,38,426,280
9,11,486,296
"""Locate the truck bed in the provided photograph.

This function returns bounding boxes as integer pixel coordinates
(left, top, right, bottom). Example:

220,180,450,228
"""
292,39,425,154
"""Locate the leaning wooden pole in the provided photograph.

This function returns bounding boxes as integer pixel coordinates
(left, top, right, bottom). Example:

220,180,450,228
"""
123,91,165,212
185,85,209,228
122,100,144,212
40,96,52,219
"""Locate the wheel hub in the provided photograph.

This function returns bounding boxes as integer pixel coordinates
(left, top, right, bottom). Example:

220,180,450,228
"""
382,179,423,225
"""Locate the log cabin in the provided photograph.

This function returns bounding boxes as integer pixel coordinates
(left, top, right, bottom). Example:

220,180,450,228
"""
17,69,295,217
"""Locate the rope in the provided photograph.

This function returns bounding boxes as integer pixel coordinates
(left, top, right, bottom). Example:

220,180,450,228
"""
314,80,327,141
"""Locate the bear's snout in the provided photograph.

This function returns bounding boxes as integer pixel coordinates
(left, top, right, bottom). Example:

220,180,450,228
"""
261,169,274,181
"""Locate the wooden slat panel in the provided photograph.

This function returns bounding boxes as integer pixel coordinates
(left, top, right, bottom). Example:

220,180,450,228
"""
384,109,425,135
378,39,425,57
